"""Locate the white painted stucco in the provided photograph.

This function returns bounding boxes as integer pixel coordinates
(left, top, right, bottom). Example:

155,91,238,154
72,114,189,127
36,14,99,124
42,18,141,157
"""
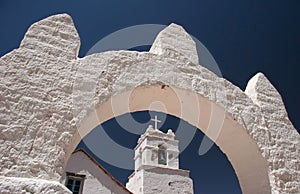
63,150,131,194
0,13,299,194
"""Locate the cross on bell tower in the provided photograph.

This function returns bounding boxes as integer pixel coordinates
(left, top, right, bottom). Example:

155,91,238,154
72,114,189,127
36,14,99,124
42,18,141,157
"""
151,115,161,130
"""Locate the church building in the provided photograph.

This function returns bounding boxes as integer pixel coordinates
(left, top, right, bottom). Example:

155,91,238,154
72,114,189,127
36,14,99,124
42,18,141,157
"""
64,116,194,194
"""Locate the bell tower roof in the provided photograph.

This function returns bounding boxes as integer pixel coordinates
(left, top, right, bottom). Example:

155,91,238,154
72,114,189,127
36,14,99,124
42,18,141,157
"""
137,124,176,145
133,116,179,171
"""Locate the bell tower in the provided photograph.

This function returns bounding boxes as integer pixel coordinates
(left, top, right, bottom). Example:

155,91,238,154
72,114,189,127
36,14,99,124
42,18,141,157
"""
126,116,194,194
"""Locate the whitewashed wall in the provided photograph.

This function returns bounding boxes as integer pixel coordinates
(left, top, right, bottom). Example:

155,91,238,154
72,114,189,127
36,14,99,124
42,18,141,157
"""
63,150,131,194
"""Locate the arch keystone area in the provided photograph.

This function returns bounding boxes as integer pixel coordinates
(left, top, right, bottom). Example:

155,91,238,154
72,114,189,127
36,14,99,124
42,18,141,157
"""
0,13,299,194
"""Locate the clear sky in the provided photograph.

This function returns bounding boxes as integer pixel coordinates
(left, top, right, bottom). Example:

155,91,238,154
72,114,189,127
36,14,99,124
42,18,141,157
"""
0,1,299,194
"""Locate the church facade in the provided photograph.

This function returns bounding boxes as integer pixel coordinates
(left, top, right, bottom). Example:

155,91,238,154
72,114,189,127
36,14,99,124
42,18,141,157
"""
63,149,131,194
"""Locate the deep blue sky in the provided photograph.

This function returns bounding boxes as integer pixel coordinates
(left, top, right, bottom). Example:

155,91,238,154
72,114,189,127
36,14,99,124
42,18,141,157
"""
0,1,299,194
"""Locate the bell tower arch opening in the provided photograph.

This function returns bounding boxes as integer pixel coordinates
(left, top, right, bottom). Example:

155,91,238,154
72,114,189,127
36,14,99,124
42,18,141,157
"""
158,143,167,165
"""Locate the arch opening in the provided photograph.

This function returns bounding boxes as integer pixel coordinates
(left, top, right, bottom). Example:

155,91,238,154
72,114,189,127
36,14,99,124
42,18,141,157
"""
65,84,271,194
74,110,243,194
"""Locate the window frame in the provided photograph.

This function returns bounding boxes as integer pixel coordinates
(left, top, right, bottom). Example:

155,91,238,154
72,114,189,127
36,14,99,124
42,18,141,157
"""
65,172,85,194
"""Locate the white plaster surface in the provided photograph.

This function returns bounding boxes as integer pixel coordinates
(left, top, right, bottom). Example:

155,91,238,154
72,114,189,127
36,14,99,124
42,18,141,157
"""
63,150,131,194
127,168,193,194
0,13,299,194
142,169,193,194
0,177,72,194
245,73,300,193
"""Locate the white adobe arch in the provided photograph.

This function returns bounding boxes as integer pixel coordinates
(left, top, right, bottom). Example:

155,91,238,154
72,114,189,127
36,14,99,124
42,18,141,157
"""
0,14,299,194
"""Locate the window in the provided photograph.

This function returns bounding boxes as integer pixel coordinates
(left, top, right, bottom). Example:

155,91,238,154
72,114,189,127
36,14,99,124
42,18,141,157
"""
65,172,85,194
158,144,167,165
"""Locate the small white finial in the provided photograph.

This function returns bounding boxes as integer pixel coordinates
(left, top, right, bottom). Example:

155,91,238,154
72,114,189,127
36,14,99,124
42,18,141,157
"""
167,128,175,136
145,125,154,134
147,125,154,130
